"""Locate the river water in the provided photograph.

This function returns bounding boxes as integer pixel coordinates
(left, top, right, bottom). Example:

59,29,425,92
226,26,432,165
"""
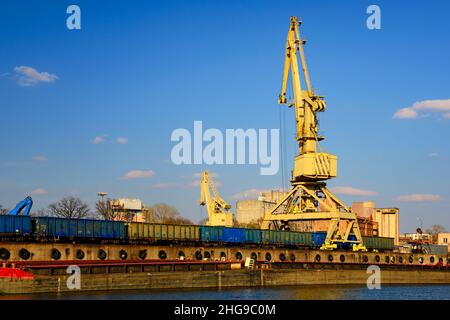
3,284,450,300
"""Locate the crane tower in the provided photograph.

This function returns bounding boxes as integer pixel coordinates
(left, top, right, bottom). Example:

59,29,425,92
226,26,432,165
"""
199,171,234,227
261,17,366,251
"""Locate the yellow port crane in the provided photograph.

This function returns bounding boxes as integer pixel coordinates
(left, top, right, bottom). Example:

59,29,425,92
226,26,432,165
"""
199,171,234,227
261,17,366,251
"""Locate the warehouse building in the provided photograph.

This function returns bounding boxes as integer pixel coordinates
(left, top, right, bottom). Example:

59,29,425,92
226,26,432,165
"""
235,190,288,227
437,233,450,252
110,198,149,222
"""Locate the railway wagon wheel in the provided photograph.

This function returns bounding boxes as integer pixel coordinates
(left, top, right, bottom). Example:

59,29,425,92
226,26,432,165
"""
19,248,31,260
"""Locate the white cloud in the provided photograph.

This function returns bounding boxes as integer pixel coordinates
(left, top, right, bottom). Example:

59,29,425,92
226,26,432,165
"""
231,188,269,200
395,194,442,202
30,188,48,195
393,107,418,119
14,66,58,86
116,137,128,144
331,186,378,196
33,155,48,162
91,136,105,144
122,170,155,180
393,99,450,120
413,99,450,112
428,152,439,157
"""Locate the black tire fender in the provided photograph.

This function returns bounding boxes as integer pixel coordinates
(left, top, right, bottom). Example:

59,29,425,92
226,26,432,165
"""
19,248,31,260
76,249,85,260
98,249,107,260
51,248,61,260
119,249,128,260
0,248,10,261
158,250,167,260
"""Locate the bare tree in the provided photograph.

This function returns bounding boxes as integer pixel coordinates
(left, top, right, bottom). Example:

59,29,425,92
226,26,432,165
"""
425,224,447,242
426,224,447,234
0,205,9,215
33,208,48,217
152,203,193,225
176,216,194,225
95,199,120,220
48,196,90,219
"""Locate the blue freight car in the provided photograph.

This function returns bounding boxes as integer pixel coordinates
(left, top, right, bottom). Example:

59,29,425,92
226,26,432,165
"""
200,226,249,244
33,217,125,239
222,227,246,243
0,215,31,235
311,232,326,247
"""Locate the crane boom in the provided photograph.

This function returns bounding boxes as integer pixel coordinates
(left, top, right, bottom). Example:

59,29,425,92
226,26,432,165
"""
199,171,234,227
9,196,33,216
261,17,366,251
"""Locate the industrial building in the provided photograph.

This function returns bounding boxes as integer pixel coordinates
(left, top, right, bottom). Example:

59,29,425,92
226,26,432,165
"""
437,233,450,252
235,190,288,227
110,198,150,223
352,202,399,245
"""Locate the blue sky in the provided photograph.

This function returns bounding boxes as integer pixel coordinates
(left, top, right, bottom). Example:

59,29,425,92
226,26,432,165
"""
0,0,449,232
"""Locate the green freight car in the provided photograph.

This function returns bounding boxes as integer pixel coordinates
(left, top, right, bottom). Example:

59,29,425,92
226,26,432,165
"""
261,230,312,246
127,222,200,243
362,236,394,251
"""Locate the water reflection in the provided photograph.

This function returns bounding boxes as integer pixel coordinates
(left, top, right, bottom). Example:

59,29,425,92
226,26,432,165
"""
1,284,449,300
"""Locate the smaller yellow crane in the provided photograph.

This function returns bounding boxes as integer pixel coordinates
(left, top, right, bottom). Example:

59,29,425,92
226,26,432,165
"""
199,171,234,227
